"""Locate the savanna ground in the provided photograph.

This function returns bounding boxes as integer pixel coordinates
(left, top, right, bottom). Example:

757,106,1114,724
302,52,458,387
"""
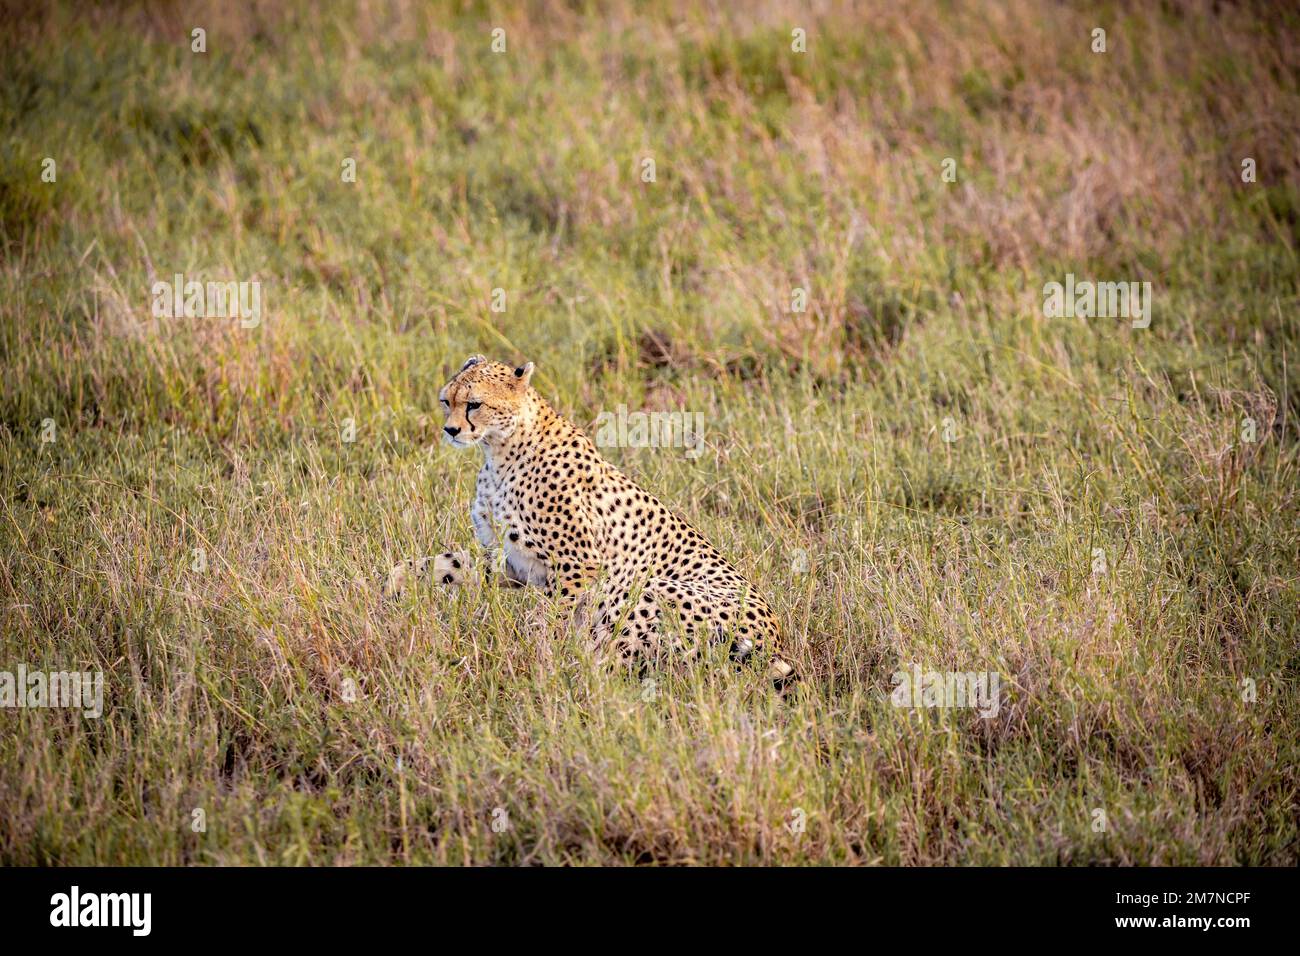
1,0,1298,865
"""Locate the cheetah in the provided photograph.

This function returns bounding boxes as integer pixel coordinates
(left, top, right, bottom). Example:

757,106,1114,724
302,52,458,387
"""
386,355,796,689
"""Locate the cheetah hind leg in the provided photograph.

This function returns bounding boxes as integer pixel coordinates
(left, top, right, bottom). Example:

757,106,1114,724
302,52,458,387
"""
581,581,666,671
593,579,796,692
383,549,473,598
724,615,797,693
645,579,799,694
730,613,798,695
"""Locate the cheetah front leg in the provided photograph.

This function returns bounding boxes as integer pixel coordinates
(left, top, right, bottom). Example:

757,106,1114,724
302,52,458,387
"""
469,477,541,589
522,531,601,635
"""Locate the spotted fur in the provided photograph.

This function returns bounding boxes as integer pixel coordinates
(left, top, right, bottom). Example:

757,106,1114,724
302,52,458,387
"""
386,355,796,689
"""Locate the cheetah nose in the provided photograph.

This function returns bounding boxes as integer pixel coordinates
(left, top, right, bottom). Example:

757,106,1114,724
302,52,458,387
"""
444,425,461,437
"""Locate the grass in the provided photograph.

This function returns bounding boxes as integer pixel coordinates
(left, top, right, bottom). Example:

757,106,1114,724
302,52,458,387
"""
0,0,1297,865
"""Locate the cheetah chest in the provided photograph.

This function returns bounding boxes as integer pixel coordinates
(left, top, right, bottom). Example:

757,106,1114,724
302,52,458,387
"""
473,465,550,586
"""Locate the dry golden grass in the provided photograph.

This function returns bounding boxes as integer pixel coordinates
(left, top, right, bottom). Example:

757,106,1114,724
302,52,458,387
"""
0,0,1296,864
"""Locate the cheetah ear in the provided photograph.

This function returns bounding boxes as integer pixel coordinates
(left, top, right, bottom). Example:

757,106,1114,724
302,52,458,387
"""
512,361,535,388
458,354,487,373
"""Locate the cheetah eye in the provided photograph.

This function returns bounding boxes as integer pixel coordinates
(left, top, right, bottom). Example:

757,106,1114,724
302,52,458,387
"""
466,401,482,411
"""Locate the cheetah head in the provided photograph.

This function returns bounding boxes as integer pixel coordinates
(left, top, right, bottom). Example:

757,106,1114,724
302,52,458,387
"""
438,354,537,448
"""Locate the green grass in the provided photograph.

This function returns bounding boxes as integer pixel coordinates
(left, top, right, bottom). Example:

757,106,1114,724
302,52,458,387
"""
1,0,1297,865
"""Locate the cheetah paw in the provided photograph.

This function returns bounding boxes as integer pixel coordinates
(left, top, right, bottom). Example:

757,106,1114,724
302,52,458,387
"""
769,657,798,694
